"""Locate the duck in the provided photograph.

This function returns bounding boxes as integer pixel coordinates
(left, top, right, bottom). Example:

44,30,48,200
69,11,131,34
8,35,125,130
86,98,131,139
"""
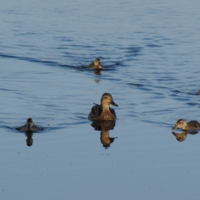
87,58,103,70
88,93,118,121
172,119,200,130
17,118,39,132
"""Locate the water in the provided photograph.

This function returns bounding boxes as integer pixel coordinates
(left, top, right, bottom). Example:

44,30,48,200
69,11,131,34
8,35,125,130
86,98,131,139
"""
1,0,200,199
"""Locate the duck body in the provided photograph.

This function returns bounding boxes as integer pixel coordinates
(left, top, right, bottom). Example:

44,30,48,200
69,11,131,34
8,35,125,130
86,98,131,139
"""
88,104,117,121
17,118,39,132
172,119,200,130
88,93,118,121
87,58,103,70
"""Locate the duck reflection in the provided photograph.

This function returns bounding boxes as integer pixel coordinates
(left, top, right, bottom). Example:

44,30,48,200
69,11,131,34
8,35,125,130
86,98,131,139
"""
94,78,101,83
91,121,117,149
25,131,34,146
94,69,102,75
172,130,198,142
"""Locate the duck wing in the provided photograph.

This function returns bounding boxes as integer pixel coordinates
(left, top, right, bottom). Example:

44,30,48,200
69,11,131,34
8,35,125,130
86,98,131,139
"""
16,125,26,131
87,62,94,69
88,104,102,121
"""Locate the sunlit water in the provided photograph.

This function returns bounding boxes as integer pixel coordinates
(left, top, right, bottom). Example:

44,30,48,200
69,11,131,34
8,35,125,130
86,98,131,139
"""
1,0,200,199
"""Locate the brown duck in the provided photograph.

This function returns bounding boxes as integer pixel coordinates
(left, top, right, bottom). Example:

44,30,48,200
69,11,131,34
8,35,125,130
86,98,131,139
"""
87,58,103,70
17,118,39,132
172,119,200,130
88,93,118,121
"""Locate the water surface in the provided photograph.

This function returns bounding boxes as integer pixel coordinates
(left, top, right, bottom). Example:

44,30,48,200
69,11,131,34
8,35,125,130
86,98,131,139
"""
1,0,200,199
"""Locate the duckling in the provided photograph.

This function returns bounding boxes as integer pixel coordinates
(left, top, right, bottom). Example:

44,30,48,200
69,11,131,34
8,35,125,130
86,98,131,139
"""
88,93,118,121
87,58,103,70
17,118,39,132
172,119,200,130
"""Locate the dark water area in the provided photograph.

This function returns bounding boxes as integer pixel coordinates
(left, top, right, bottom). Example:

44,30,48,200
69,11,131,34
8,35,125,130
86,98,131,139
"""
1,0,200,199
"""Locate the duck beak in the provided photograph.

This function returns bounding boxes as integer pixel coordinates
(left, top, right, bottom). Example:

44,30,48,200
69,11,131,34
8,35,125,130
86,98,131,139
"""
111,100,118,107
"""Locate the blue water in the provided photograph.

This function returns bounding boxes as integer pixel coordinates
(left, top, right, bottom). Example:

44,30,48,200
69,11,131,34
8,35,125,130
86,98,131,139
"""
1,0,200,199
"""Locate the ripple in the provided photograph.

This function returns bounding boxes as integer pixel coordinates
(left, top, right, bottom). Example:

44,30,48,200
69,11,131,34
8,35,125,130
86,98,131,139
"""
0,52,121,74
127,83,143,87
146,44,162,48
